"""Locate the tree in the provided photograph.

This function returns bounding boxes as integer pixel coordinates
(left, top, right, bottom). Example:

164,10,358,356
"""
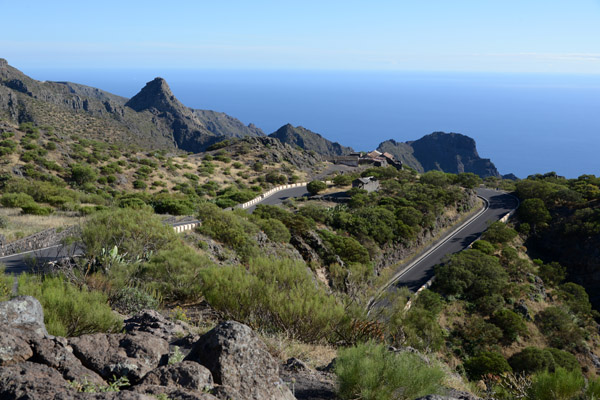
307,180,327,195
70,163,97,186
518,198,551,231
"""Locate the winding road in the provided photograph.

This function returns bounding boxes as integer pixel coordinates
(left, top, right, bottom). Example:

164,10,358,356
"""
368,187,519,310
2,186,518,289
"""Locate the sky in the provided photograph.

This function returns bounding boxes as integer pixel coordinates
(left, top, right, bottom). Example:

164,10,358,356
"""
2,0,600,73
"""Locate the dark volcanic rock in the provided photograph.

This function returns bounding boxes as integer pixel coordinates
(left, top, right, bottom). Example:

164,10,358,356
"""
132,384,219,400
269,123,353,157
0,295,48,336
378,132,500,178
138,361,213,391
125,77,221,152
185,321,295,400
0,330,33,366
0,361,75,399
409,132,500,178
69,332,169,382
124,309,190,343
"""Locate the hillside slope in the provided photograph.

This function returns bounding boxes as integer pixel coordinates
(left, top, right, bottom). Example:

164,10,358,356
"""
0,59,262,152
269,123,353,157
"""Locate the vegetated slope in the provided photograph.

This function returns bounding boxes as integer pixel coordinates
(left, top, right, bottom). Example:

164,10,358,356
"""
378,132,500,178
0,120,321,233
0,59,262,152
514,172,600,309
269,123,354,157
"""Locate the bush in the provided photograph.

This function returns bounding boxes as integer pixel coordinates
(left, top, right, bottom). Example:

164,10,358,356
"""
70,164,97,186
535,307,583,350
201,257,345,342
490,309,527,344
81,208,179,266
110,286,160,314
471,240,495,255
138,246,211,302
0,192,35,208
528,368,584,400
21,203,53,216
254,218,291,243
538,261,566,286
464,351,512,380
482,222,518,244
335,342,446,400
197,203,259,260
17,274,122,337
133,179,147,189
509,347,557,374
307,180,327,195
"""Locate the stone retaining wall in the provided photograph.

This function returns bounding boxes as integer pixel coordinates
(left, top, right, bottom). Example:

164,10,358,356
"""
0,225,78,258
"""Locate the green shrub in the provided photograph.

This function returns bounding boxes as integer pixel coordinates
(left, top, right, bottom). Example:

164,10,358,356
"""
70,163,98,186
0,192,35,208
558,282,592,316
197,203,259,260
535,307,583,350
17,274,122,336
254,218,291,243
471,240,495,255
490,309,527,344
81,208,179,265
509,347,557,374
335,342,446,400
333,174,355,186
133,180,147,189
110,286,160,314
201,257,345,342
482,222,518,244
307,180,327,195
545,348,581,373
139,245,211,302
538,261,566,286
528,368,584,400
464,351,512,380
21,203,53,216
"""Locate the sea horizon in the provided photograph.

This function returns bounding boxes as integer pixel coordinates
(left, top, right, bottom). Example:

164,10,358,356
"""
23,67,600,179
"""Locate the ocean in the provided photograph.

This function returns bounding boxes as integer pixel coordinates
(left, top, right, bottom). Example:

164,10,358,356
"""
26,68,600,179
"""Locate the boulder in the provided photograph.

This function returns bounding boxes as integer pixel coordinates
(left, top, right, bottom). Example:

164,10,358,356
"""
209,385,243,400
69,332,169,382
0,361,75,399
30,334,105,384
185,321,295,400
131,384,219,400
0,295,48,336
124,309,190,343
0,330,33,366
138,361,213,391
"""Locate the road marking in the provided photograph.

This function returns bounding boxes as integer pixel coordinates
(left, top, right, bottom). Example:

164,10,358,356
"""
367,195,490,312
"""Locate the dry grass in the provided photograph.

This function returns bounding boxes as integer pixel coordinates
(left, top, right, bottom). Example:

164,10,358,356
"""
262,333,337,368
0,208,84,242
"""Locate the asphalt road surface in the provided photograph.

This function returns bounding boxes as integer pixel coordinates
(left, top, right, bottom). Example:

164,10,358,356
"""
245,185,310,213
0,244,83,275
384,188,519,295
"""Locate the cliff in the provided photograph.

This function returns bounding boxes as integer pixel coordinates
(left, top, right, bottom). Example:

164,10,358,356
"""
378,132,500,178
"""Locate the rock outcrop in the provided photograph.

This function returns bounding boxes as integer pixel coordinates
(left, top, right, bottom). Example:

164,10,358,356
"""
0,297,297,400
269,123,353,157
186,320,296,400
378,132,500,178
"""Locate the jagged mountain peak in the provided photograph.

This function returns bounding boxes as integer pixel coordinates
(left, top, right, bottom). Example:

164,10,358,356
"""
125,77,181,113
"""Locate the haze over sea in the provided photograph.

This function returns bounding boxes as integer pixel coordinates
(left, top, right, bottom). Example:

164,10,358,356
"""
27,68,600,179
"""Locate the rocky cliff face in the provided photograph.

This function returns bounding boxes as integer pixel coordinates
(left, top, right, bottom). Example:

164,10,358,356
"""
269,124,353,157
0,59,263,153
377,132,500,178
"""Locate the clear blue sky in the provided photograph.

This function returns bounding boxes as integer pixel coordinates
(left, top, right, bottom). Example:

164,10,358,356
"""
2,0,600,73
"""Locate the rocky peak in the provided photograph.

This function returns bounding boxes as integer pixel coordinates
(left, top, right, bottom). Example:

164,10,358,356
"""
125,77,180,114
0,58,8,69
269,123,353,157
